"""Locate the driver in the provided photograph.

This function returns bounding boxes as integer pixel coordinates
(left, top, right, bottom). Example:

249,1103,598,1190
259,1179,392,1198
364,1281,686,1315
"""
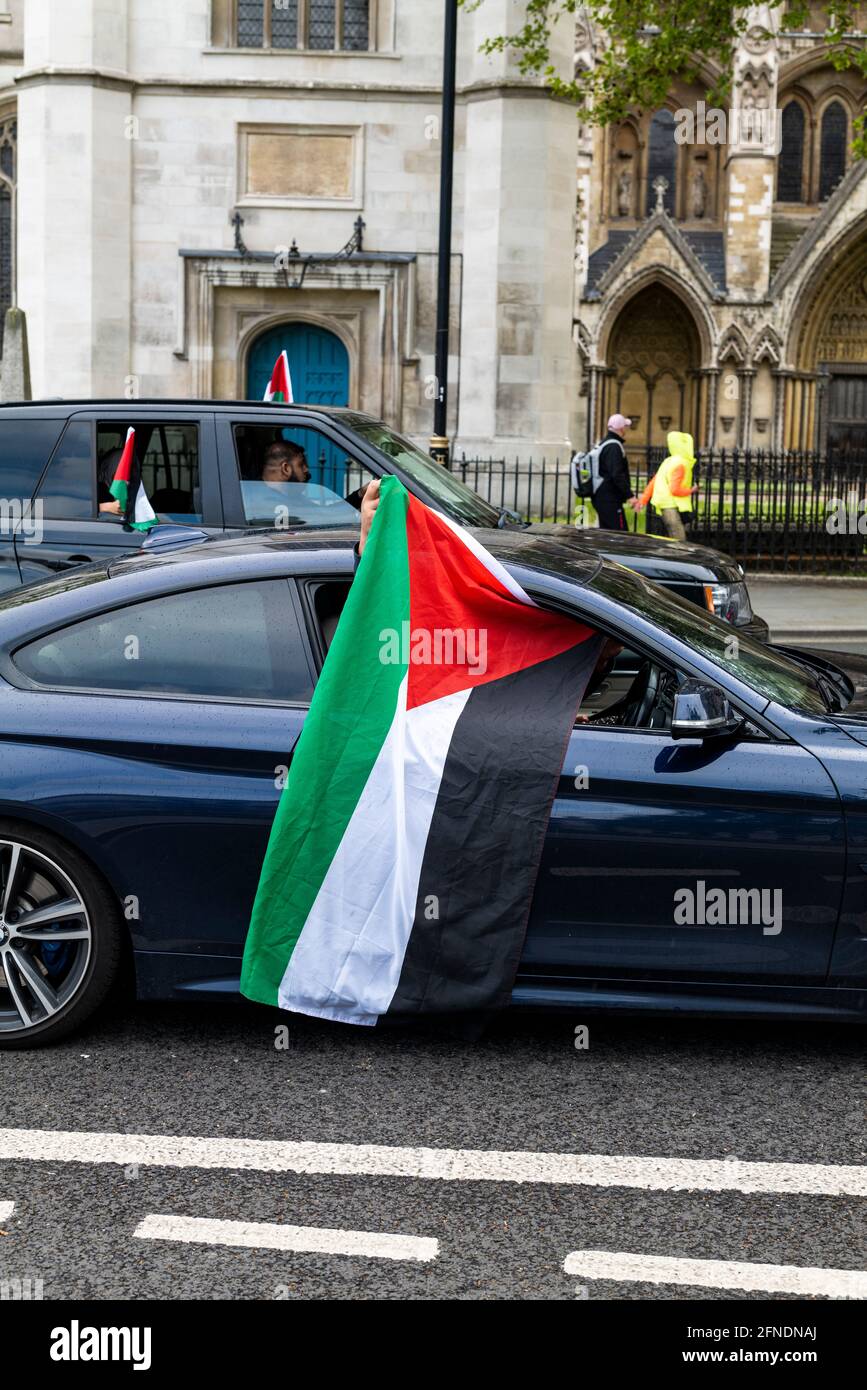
576,637,630,724
260,440,311,485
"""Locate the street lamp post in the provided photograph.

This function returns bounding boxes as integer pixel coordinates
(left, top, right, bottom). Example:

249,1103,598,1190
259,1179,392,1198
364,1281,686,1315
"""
430,0,459,466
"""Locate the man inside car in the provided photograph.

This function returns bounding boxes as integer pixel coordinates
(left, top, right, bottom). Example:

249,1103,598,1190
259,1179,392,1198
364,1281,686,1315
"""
261,439,311,485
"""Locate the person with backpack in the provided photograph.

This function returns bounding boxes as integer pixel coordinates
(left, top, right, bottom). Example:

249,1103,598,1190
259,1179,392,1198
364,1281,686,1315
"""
571,413,638,530
635,430,699,541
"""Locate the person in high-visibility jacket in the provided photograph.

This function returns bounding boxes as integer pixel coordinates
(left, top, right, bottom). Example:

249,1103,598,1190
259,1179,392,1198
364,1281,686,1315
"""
636,430,699,542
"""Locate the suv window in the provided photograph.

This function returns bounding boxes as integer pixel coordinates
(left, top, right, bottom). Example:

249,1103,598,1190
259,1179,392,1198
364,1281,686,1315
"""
232,423,373,528
13,580,314,702
97,421,202,522
34,420,93,519
0,419,65,501
34,419,204,523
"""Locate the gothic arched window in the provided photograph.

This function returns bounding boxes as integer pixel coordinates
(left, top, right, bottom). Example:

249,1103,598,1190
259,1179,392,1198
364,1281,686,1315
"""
776,101,805,202
236,0,370,51
819,101,847,200
0,117,16,356
646,108,677,216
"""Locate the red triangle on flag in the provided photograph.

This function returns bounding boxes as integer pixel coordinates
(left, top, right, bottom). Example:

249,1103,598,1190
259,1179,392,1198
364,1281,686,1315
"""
404,496,596,710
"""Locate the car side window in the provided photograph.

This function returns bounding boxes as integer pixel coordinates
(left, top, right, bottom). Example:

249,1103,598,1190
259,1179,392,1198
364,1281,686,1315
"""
97,421,202,522
12,580,314,703
231,423,376,528
0,419,66,502
34,420,94,520
577,641,679,732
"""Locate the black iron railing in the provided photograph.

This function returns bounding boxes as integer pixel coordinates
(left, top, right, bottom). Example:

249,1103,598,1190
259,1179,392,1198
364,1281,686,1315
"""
449,449,867,573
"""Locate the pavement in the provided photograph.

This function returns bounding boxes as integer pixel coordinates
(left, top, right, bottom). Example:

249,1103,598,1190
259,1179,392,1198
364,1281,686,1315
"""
747,577,867,654
0,1002,864,1301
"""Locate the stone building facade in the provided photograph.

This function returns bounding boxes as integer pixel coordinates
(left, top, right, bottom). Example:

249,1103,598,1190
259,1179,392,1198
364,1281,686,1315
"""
0,2,864,458
578,4,867,456
0,0,580,460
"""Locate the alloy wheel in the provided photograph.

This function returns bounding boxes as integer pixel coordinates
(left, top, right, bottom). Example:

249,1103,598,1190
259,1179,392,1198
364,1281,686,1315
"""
0,839,93,1036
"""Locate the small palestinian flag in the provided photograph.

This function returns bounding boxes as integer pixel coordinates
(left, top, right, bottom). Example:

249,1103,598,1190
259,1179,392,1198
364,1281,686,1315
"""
241,476,602,1026
263,350,293,403
110,428,157,532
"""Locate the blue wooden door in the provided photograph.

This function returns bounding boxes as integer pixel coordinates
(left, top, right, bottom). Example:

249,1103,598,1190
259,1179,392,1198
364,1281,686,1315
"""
246,322,350,406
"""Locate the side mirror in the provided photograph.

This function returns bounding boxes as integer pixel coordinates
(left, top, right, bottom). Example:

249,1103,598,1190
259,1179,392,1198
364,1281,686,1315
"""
671,679,743,741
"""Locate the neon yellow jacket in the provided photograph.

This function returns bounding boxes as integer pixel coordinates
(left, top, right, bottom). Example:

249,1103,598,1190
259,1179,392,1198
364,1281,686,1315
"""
640,432,696,513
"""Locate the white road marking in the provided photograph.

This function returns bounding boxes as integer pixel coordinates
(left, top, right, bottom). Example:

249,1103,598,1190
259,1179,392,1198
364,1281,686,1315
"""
0,1127,865,1196
134,1214,438,1262
564,1249,867,1299
0,1201,14,1222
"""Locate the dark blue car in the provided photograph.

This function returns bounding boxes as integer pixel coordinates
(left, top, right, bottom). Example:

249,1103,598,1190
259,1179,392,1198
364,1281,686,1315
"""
0,527,864,1047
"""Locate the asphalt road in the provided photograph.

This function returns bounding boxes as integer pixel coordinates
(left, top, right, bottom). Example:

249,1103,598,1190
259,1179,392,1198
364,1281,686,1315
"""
0,1000,864,1301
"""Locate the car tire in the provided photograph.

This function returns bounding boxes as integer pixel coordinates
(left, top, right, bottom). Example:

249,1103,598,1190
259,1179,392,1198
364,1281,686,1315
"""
0,821,125,1050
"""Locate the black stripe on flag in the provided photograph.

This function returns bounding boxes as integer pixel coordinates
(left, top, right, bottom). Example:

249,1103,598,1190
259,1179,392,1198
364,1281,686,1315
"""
388,635,603,1017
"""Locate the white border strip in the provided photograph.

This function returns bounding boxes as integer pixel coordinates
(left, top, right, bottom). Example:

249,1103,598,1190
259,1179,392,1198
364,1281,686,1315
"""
135,1214,437,1262
0,1201,14,1222
432,510,536,606
1,1130,865,1196
564,1249,867,1298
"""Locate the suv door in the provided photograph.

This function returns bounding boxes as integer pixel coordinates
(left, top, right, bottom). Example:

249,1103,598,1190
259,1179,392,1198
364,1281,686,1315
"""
0,416,67,592
16,411,222,585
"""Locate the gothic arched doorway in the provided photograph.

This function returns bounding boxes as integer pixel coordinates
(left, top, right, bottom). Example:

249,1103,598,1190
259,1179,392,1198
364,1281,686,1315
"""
793,233,867,456
245,321,350,405
601,284,703,455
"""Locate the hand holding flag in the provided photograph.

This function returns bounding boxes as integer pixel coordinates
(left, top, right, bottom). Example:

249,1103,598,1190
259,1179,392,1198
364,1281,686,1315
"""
109,428,158,532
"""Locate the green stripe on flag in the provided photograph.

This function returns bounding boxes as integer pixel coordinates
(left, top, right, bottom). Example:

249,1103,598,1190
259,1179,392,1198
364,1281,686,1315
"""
109,478,129,510
240,476,410,1007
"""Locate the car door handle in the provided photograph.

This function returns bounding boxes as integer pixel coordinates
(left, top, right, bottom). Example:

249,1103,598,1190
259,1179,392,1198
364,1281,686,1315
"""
66,554,92,564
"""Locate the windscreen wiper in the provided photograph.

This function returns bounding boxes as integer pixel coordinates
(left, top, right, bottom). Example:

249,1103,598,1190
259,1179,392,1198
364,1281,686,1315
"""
496,507,528,529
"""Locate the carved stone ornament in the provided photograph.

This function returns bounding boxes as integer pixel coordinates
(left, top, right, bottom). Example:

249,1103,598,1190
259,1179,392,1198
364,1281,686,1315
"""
690,168,707,220
617,169,633,218
743,24,773,55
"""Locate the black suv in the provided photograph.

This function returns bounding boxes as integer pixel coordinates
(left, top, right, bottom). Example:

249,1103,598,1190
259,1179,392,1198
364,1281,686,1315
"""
0,400,767,638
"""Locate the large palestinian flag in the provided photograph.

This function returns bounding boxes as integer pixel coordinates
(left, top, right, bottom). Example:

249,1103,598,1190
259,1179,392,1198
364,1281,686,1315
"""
240,477,601,1025
263,350,293,403
109,428,157,532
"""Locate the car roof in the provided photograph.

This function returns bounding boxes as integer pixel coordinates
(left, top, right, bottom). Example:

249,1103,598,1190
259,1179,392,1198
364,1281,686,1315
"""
0,400,377,418
0,525,603,647
106,523,602,585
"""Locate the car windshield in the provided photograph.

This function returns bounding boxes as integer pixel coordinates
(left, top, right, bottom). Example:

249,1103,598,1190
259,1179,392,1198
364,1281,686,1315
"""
590,565,829,715
342,415,503,528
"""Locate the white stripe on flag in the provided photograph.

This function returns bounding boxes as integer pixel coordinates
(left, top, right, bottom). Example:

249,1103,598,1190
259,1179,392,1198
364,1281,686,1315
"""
133,481,156,525
279,678,471,1023
433,510,536,606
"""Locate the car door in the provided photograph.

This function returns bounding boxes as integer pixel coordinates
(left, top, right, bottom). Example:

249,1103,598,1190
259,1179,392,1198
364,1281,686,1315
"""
0,415,67,592
15,411,223,585
6,575,316,961
522,693,846,985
